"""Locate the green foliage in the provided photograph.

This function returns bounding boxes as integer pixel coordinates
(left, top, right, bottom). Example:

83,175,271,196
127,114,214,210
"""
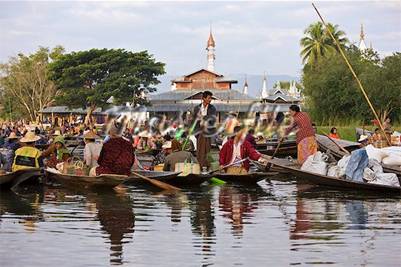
302,46,401,124
48,49,165,109
300,22,349,65
0,46,63,121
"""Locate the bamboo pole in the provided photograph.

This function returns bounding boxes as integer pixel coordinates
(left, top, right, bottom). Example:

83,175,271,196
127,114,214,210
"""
311,3,391,146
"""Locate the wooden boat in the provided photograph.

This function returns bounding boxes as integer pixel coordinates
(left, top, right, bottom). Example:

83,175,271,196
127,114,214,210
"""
131,172,210,186
316,134,401,177
264,158,401,194
0,168,42,189
213,171,269,184
258,139,297,157
46,168,129,188
316,134,361,159
46,168,182,188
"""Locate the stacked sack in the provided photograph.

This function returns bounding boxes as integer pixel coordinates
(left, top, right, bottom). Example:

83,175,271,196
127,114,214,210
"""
366,145,401,166
300,152,329,175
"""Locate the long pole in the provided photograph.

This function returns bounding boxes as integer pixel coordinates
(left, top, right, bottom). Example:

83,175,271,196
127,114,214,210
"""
311,3,391,146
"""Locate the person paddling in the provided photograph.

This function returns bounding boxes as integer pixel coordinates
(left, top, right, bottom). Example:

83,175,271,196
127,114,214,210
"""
284,105,318,165
12,132,44,172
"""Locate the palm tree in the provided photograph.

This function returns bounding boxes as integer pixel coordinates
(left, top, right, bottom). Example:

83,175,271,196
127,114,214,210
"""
300,22,349,65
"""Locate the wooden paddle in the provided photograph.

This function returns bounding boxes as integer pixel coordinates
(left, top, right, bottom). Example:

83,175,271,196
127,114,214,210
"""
131,171,181,191
323,132,351,155
265,137,285,172
208,157,249,175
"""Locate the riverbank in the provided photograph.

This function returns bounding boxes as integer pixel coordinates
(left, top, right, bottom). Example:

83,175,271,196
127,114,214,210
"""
317,125,401,142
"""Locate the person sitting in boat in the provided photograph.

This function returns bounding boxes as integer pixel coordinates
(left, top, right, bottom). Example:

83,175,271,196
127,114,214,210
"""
45,136,71,169
255,132,264,143
245,128,257,149
152,135,173,167
12,132,44,172
2,132,21,172
358,135,369,147
92,121,135,176
329,127,340,139
371,128,381,143
83,131,102,169
219,126,266,174
163,139,197,172
284,105,317,165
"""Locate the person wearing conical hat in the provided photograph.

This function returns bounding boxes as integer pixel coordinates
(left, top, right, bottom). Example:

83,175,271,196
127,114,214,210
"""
12,132,44,172
83,131,102,169
45,135,71,169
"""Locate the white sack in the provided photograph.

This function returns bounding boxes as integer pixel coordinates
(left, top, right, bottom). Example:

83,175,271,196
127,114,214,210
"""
301,152,328,175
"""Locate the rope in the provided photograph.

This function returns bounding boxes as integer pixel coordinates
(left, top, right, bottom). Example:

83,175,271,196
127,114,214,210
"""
312,3,391,146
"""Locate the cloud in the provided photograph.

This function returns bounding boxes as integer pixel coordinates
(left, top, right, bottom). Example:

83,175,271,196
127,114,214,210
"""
0,1,400,77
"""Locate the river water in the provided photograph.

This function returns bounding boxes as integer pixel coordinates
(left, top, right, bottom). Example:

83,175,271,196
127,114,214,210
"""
0,178,400,267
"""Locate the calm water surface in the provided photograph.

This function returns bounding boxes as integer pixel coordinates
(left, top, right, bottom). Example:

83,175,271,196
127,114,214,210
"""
0,177,400,267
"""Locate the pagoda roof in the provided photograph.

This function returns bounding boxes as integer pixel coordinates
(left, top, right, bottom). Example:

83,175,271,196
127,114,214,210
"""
149,89,256,102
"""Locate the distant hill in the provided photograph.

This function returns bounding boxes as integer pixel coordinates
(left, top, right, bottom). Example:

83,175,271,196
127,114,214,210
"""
154,73,299,97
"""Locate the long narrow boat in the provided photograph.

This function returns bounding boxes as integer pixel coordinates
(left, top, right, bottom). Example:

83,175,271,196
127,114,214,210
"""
258,139,297,157
46,168,129,187
0,168,42,190
316,134,401,177
46,168,186,187
213,171,269,184
260,158,401,194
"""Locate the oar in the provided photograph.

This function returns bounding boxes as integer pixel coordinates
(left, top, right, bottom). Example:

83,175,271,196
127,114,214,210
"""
265,137,285,172
322,132,350,155
208,157,249,175
131,171,181,191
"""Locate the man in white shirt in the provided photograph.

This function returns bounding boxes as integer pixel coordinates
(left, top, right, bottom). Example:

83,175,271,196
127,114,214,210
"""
192,91,217,170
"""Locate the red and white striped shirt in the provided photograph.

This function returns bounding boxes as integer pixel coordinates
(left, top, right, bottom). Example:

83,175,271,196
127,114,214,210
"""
285,112,315,144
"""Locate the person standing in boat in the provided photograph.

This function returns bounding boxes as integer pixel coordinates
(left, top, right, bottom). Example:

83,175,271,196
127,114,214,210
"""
92,121,135,176
219,126,267,174
12,132,44,172
192,91,217,170
284,105,317,165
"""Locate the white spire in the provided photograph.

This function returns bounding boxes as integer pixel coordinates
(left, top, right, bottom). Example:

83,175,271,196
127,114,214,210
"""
206,25,215,72
289,81,297,97
359,24,367,51
275,81,281,90
243,75,248,95
261,72,268,99
171,82,176,91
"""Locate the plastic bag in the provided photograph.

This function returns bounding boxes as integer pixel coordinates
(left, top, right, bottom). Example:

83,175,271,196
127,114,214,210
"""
301,152,328,175
365,145,388,162
327,165,341,177
367,173,400,187
382,155,401,166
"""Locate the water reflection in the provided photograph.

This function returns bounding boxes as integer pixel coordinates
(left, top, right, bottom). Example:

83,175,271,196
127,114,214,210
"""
218,185,268,237
0,180,401,267
58,187,135,265
0,189,43,232
188,187,216,265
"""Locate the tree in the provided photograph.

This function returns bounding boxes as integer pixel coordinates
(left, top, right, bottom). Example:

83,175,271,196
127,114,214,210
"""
0,46,64,121
48,49,165,124
300,22,348,66
302,46,401,124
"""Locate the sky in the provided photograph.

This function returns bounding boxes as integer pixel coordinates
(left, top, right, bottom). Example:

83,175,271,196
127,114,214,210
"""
0,0,400,78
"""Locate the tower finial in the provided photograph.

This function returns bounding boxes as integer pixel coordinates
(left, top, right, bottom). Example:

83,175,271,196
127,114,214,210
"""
206,25,215,71
360,23,365,40
243,74,248,95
